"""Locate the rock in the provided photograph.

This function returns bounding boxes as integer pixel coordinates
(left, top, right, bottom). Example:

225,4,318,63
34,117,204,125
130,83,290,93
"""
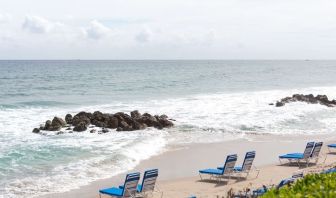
50,117,66,131
44,120,52,130
275,101,285,107
158,118,174,128
73,122,87,132
107,116,118,129
56,131,64,135
139,113,158,127
91,111,110,127
32,128,40,133
101,128,109,133
139,123,147,130
33,110,174,134
275,94,336,107
65,114,73,124
130,110,141,118
72,112,91,127
269,103,274,105
93,121,107,128
90,129,96,133
159,114,168,119
119,121,130,129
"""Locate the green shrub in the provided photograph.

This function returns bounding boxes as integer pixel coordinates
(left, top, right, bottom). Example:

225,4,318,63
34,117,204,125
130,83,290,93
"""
262,173,336,198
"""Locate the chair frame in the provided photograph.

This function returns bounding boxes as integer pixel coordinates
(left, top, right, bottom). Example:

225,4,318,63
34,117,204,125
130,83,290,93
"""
99,172,140,198
199,154,238,183
279,142,315,167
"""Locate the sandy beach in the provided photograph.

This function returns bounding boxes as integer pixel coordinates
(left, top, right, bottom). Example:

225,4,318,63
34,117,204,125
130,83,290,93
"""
42,134,336,198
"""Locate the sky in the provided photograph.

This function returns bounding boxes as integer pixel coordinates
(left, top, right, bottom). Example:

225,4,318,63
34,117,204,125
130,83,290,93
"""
0,0,336,59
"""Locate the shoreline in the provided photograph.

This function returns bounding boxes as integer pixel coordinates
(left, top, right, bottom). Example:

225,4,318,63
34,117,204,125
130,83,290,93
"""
41,133,336,198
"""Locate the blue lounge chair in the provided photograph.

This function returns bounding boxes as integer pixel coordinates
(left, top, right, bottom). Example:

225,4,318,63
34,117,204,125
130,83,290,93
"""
199,154,237,182
217,151,259,179
120,169,161,198
279,142,314,167
323,167,336,174
327,144,336,152
310,142,323,164
252,172,303,197
99,172,140,198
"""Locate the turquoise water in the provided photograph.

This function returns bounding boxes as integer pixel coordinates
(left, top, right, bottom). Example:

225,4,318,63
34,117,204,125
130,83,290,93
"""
1,60,336,197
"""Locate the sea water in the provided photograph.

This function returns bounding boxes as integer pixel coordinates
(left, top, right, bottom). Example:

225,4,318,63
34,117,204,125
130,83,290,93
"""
1,60,336,197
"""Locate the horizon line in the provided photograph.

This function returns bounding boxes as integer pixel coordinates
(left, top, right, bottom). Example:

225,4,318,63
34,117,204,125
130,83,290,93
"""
1,59,336,61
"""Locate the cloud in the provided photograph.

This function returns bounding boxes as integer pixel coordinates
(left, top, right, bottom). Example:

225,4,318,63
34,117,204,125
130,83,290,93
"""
22,16,53,34
0,13,11,23
135,28,152,43
84,20,110,39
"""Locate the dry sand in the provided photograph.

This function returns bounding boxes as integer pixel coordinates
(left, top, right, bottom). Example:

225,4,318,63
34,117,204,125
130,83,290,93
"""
42,134,336,198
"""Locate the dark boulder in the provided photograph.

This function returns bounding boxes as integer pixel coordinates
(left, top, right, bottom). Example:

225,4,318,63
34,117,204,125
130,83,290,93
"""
33,110,174,134
50,117,66,131
73,122,87,132
119,121,130,129
131,110,141,119
65,114,73,124
275,94,336,107
32,128,40,133
275,101,285,107
139,113,158,127
44,120,52,130
107,116,118,129
101,128,109,133
72,112,91,127
158,118,174,128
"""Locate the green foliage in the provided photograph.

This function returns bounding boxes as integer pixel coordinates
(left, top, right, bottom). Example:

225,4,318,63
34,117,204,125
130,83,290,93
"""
262,173,336,198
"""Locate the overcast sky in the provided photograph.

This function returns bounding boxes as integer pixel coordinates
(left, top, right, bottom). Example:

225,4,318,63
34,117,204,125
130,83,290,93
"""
0,0,336,59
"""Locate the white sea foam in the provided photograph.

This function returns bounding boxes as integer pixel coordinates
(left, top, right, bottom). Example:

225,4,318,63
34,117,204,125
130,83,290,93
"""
1,86,336,197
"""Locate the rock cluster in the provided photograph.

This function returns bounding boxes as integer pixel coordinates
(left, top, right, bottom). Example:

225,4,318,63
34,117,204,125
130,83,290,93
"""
32,110,174,134
275,94,336,107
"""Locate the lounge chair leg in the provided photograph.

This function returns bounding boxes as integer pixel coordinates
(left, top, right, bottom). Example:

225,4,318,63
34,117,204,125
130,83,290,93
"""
99,193,102,198
199,173,203,180
256,169,260,179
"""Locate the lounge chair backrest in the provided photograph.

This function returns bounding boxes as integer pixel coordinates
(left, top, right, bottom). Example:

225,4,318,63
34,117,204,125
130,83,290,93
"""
140,169,158,193
242,151,256,172
311,142,323,158
292,172,304,178
303,142,315,159
221,154,238,174
122,172,140,197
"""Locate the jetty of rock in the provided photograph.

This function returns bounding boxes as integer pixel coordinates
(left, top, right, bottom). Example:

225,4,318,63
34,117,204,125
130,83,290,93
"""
274,94,336,107
32,110,174,134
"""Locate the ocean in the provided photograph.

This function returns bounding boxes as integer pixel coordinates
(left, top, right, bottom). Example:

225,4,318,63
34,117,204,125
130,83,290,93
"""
1,60,336,197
